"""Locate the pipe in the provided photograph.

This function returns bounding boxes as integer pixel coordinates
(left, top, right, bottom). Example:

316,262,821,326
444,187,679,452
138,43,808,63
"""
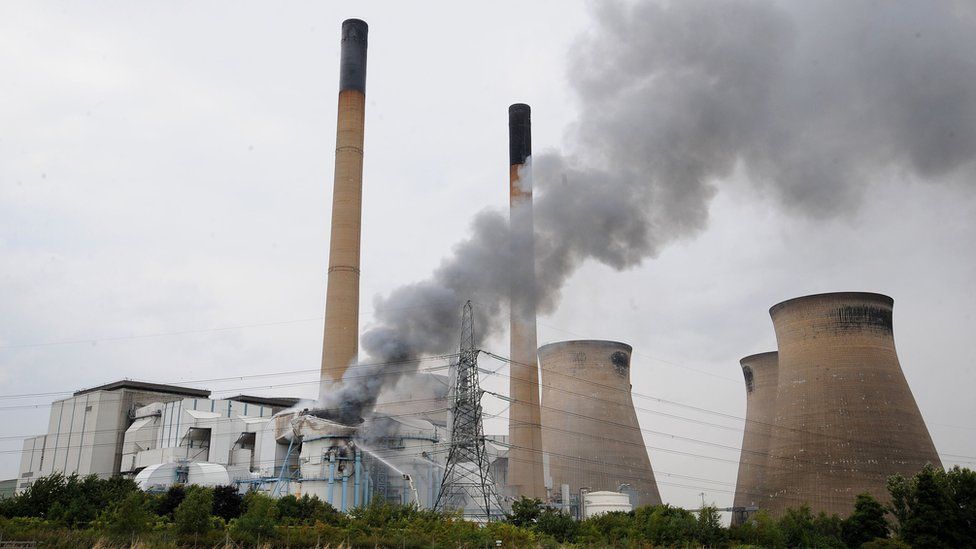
364,468,370,505
341,469,349,512
321,18,369,386
354,449,362,507
507,103,545,499
327,452,337,505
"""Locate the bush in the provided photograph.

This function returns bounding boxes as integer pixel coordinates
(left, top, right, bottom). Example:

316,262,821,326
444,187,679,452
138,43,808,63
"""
276,493,340,525
697,505,727,546
230,492,277,542
101,490,153,538
729,510,786,548
151,484,186,518
211,484,243,521
842,493,890,547
534,507,577,542
173,486,213,538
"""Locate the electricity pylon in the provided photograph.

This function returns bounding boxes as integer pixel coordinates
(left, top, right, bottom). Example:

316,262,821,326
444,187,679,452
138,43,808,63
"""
435,301,503,521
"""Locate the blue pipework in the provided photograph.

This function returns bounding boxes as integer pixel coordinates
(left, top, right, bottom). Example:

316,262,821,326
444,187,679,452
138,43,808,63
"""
354,449,362,507
341,470,349,511
327,452,337,506
363,467,370,505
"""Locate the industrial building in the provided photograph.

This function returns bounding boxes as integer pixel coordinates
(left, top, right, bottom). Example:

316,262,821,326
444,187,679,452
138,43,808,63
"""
16,375,501,512
734,292,942,518
16,380,293,492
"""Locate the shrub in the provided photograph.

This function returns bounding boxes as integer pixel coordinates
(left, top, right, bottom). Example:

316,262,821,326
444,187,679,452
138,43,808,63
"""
173,486,213,538
230,492,277,542
101,491,153,538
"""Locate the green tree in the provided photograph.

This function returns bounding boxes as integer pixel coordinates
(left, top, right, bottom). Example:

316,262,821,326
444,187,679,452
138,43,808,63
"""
102,491,153,538
944,465,976,543
152,484,186,518
534,507,577,543
211,485,243,522
230,492,277,542
506,496,542,528
9,472,69,518
729,509,786,548
887,463,974,548
276,493,339,525
778,505,845,548
696,505,726,546
173,486,213,538
842,493,890,547
633,504,697,546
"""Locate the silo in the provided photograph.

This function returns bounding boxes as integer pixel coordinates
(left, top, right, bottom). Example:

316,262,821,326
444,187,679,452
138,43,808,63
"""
732,351,778,524
539,340,662,506
765,292,941,516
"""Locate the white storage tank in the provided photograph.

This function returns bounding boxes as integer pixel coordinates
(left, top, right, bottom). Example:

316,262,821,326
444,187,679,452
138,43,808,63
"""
583,491,633,518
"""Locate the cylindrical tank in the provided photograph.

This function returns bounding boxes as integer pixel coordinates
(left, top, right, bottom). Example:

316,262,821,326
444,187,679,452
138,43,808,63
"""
583,491,633,518
732,351,778,524
321,19,368,384
507,103,545,499
765,292,941,516
539,340,662,507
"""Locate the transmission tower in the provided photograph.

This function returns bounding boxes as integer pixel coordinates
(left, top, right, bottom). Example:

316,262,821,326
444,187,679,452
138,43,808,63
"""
435,301,503,521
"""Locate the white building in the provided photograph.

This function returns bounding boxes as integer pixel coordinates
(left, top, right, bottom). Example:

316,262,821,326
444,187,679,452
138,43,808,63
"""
18,375,508,516
17,380,295,493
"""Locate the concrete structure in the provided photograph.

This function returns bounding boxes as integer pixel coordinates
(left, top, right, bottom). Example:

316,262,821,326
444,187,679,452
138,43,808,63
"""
539,340,662,507
321,18,368,384
732,351,778,524
506,103,546,500
765,292,942,516
0,479,15,499
16,377,510,511
16,380,294,493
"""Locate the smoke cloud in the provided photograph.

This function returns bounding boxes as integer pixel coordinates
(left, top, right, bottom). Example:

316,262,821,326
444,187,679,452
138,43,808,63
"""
322,0,976,421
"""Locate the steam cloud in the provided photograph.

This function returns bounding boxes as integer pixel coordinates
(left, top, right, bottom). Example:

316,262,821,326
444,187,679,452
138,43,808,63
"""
320,0,976,421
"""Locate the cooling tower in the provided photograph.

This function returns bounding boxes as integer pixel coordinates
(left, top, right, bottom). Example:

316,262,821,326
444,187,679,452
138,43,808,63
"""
507,103,545,499
539,340,662,507
732,351,778,524
765,292,941,516
321,19,368,384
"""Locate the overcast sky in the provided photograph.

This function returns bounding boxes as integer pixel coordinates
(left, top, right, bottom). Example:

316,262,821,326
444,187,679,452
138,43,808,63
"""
1,0,974,513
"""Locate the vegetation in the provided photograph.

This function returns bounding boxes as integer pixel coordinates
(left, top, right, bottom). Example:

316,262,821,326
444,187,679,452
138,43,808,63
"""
0,465,972,547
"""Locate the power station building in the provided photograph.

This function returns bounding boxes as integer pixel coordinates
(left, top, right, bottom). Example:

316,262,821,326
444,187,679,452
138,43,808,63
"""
734,292,942,518
16,380,294,492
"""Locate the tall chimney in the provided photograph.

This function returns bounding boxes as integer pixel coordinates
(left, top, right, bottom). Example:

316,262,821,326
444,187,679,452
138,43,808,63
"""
507,103,546,499
321,19,368,386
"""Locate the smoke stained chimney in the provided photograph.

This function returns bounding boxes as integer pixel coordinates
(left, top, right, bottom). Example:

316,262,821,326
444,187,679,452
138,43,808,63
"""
321,19,368,386
507,103,546,499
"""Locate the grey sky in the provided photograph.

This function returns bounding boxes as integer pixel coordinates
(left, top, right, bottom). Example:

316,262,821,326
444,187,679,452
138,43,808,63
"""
1,0,974,513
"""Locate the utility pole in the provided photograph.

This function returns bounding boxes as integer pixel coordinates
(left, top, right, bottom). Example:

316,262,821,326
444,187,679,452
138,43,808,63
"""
435,301,503,521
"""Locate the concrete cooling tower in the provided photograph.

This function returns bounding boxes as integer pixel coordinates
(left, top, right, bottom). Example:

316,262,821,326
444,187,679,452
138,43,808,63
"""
765,292,941,517
732,351,778,524
539,340,662,507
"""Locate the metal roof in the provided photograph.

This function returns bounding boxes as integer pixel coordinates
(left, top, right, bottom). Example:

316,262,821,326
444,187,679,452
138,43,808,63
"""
73,380,210,398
